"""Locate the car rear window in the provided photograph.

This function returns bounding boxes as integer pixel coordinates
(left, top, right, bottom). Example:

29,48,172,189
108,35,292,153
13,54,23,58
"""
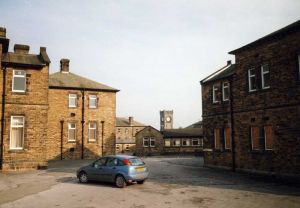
129,158,145,166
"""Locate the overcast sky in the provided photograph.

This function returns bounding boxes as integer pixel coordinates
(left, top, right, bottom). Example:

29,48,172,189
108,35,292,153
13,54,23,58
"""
1,0,299,129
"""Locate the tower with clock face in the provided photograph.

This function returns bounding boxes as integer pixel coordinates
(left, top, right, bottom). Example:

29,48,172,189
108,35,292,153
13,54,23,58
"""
160,110,173,131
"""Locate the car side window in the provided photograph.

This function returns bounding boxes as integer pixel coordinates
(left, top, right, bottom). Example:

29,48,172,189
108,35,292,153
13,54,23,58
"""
94,157,107,168
106,158,118,166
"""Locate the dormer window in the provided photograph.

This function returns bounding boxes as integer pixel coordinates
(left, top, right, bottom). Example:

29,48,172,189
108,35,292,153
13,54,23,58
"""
212,84,219,103
12,70,26,92
248,68,256,92
222,82,229,101
261,64,270,89
69,94,77,107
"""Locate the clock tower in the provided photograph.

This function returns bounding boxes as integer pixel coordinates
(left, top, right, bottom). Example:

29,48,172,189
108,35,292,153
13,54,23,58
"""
160,110,173,131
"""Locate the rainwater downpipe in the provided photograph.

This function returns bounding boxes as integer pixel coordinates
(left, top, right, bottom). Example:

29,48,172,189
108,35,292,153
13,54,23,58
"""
0,64,6,170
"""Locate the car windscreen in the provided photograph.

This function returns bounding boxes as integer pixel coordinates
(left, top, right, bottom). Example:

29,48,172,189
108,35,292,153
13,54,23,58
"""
129,158,145,166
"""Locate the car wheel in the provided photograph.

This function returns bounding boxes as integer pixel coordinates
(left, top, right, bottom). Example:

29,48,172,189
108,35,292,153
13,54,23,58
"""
78,171,88,183
137,180,144,184
115,175,126,188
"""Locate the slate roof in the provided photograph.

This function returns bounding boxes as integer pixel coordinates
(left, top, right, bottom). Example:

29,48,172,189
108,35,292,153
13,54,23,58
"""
116,117,146,127
229,19,300,54
49,72,119,92
185,121,202,129
162,128,203,138
200,63,235,84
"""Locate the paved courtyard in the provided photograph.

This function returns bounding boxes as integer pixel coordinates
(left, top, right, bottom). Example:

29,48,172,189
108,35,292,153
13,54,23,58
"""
0,157,300,208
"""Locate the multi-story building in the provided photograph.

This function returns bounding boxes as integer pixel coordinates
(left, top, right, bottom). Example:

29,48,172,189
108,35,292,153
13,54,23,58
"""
115,117,146,154
201,20,300,176
47,59,118,160
0,27,51,170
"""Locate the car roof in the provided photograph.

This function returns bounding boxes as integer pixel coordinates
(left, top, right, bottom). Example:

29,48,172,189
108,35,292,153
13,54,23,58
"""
104,155,137,159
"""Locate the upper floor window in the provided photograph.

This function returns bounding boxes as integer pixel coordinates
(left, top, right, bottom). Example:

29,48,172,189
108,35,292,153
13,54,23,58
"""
12,70,26,92
261,64,270,89
89,95,97,108
89,122,97,142
68,123,76,142
212,84,219,103
69,94,77,107
248,68,256,92
10,116,25,149
222,82,229,101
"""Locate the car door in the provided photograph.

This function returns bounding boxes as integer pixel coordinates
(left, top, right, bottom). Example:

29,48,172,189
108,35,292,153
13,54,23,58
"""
89,157,107,181
104,157,119,182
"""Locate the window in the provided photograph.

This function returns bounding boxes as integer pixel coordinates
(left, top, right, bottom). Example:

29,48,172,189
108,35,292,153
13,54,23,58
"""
125,128,128,134
89,95,97,108
68,123,76,142
212,84,219,103
199,139,204,147
125,145,130,151
116,145,120,150
173,139,181,146
12,70,26,92
298,55,300,80
10,116,25,149
182,139,190,146
222,82,229,101
143,137,149,147
214,128,221,149
251,126,260,150
150,138,155,147
261,64,270,89
89,122,97,142
264,125,273,150
164,139,171,147
69,94,77,107
117,128,121,133
192,139,200,146
248,68,256,92
224,127,231,150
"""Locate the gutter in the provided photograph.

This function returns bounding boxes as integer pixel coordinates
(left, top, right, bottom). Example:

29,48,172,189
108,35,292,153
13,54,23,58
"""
0,64,6,170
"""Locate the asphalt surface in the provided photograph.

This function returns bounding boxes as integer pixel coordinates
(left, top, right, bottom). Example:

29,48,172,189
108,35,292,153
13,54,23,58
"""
0,156,299,208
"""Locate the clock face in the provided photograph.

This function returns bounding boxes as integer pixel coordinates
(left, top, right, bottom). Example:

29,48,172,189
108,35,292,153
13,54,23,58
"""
166,116,171,122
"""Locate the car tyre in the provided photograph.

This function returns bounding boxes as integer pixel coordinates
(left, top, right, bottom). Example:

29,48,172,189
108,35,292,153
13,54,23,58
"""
137,180,145,184
115,175,126,188
78,171,88,183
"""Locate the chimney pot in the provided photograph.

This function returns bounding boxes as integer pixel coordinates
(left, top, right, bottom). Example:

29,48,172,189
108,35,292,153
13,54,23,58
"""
0,27,6,38
60,58,70,73
129,117,134,126
227,60,232,65
14,44,30,54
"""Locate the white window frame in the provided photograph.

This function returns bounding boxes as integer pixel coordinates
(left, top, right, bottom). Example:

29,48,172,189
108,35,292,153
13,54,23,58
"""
143,137,149,147
69,94,77,108
68,123,76,142
182,139,190,146
212,84,219,103
150,137,155,147
222,82,229,101
261,64,270,89
248,68,256,92
89,95,97,108
10,116,25,150
192,139,200,146
164,139,171,147
88,122,97,142
298,55,300,80
12,70,26,92
174,139,181,146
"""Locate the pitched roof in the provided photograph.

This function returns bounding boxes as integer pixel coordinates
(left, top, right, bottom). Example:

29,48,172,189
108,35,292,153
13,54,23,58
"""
162,128,203,138
1,52,50,67
49,72,119,92
229,19,300,54
200,63,235,84
185,121,202,129
116,117,146,126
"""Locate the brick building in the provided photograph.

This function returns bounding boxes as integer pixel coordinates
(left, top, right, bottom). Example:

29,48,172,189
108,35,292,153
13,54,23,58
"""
115,117,146,154
0,28,51,170
201,20,300,176
47,59,118,160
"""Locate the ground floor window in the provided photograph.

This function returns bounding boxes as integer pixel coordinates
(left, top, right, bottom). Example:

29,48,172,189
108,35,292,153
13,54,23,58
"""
250,126,260,150
182,139,190,146
68,123,76,142
88,122,97,142
125,145,130,151
143,137,149,147
150,138,155,147
10,116,25,149
173,139,181,146
224,127,231,150
165,139,171,146
192,139,201,146
264,125,273,150
214,128,222,149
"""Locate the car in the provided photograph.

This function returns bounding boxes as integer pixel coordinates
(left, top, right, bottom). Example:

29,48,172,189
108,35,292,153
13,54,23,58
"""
76,155,149,188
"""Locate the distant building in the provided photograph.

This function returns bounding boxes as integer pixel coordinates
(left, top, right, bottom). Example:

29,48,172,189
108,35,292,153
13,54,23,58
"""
115,117,146,154
201,20,300,177
160,110,173,131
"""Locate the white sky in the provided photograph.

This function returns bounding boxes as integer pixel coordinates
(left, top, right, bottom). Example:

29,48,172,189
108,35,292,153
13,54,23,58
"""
1,0,299,129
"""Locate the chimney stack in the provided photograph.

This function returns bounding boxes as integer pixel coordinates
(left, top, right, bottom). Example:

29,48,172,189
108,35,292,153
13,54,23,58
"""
60,58,70,73
227,60,232,65
129,117,134,126
14,44,30,54
0,27,6,38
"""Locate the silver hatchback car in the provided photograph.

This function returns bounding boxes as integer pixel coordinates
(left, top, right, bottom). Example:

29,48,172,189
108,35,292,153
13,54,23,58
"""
76,155,149,188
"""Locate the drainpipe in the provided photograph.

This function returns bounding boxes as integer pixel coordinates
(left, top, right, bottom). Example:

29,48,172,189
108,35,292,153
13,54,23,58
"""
0,64,6,170
81,90,85,159
229,77,236,172
60,120,64,160
101,121,104,156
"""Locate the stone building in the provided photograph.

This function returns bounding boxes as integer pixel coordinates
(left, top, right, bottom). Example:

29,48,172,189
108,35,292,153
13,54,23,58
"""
160,110,173,131
47,59,118,160
0,27,50,170
135,126,164,156
115,117,146,154
201,20,300,177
